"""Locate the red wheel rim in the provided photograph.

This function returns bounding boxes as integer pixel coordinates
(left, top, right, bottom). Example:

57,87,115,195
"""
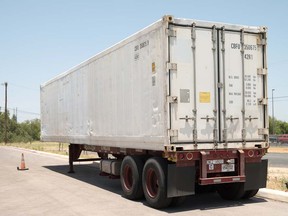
123,165,133,191
146,168,158,198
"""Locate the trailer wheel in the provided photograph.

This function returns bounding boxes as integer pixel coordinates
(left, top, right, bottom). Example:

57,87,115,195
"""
242,189,259,199
217,183,245,200
120,156,144,200
142,157,172,209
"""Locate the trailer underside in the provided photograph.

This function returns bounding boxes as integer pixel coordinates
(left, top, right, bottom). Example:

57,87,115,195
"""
67,143,268,208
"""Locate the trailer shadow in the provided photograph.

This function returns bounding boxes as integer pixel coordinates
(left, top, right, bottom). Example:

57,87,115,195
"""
43,162,123,196
44,163,268,213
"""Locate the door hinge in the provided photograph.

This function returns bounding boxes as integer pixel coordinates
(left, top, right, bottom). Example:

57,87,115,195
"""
169,129,178,137
167,96,178,103
165,29,177,37
258,128,269,135
257,68,267,75
258,98,268,105
257,38,267,46
167,62,177,71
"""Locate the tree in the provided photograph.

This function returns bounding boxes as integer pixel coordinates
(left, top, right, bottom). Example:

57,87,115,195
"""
269,116,288,135
0,111,41,143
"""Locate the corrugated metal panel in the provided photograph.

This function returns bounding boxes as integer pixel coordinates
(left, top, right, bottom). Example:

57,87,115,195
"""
41,16,268,151
168,18,268,150
41,18,168,151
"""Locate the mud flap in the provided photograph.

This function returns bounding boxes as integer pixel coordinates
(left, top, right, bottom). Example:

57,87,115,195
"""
244,159,268,191
167,164,196,198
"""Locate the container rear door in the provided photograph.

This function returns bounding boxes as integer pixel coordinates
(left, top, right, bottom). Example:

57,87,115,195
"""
168,24,267,145
220,30,266,142
169,25,218,143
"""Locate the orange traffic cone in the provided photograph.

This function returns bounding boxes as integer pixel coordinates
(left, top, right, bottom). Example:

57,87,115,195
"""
17,153,29,171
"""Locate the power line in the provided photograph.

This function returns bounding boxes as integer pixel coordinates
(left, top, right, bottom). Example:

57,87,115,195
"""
268,96,288,99
0,107,40,116
270,99,288,102
269,59,288,65
17,109,40,116
8,83,38,91
273,96,288,99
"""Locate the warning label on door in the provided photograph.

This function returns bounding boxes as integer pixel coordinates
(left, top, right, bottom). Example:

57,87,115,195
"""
199,92,210,103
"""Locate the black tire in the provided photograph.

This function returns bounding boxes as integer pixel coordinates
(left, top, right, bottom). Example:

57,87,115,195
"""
242,189,259,199
171,196,187,207
142,157,172,209
217,183,245,200
120,156,144,200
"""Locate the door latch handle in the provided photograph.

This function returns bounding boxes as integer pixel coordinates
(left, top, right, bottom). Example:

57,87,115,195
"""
245,115,258,122
226,115,239,122
179,115,194,122
200,115,215,122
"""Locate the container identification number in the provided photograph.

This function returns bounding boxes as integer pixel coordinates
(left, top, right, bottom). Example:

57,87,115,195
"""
134,40,149,61
231,43,257,51
134,40,149,51
231,43,256,60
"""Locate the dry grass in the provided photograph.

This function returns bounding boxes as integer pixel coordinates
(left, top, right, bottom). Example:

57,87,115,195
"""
267,167,288,192
266,146,288,191
268,146,288,153
0,141,97,158
0,141,69,155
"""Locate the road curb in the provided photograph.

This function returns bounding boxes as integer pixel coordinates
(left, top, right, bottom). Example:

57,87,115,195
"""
0,146,69,160
257,188,288,203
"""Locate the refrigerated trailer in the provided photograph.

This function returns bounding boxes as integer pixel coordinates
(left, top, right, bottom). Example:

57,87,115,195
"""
41,15,269,208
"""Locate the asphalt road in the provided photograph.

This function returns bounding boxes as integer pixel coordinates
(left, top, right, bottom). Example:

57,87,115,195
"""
1,146,288,216
264,153,288,168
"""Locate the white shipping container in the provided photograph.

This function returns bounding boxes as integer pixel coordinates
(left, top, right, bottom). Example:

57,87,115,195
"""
41,16,268,151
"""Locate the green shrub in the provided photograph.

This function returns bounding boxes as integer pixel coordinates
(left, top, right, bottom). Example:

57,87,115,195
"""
0,111,40,143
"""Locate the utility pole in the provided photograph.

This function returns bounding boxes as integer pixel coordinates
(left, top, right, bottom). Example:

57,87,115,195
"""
4,82,8,144
272,88,275,135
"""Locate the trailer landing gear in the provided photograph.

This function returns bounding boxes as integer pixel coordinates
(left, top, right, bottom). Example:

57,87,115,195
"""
68,144,81,173
68,144,101,173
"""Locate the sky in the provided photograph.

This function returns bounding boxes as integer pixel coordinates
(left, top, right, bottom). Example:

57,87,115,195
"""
0,0,288,122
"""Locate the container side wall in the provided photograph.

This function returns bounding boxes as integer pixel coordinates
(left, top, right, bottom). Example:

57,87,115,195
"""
41,21,168,151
